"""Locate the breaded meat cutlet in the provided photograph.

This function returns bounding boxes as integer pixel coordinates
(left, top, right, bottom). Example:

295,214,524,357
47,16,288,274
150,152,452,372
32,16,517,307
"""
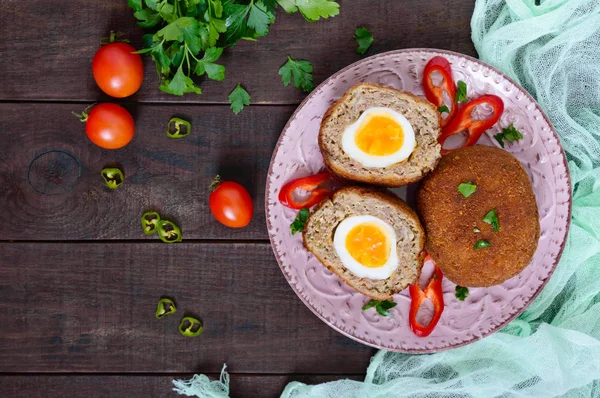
417,145,540,287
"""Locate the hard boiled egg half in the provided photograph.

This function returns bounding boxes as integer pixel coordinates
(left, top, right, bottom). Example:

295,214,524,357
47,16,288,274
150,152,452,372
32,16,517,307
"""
333,215,398,280
342,107,416,168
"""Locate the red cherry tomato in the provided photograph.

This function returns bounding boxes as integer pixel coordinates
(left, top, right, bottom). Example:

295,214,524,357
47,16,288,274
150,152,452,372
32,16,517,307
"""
92,42,144,98
209,176,254,228
79,103,135,149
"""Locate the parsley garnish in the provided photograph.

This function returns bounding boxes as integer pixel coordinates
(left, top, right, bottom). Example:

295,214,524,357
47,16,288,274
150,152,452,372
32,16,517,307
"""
362,299,397,317
455,80,467,103
354,27,374,55
458,181,476,198
474,239,491,249
455,286,469,301
437,105,450,114
494,124,524,148
290,208,310,235
279,0,340,21
128,0,339,96
483,209,500,231
279,56,315,92
229,83,251,115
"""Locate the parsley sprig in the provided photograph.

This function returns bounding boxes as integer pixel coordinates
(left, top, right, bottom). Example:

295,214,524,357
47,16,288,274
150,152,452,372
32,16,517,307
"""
362,299,397,317
128,0,339,96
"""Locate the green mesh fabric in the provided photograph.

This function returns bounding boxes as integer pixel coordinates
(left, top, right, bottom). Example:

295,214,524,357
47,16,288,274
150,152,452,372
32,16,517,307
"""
173,1,600,397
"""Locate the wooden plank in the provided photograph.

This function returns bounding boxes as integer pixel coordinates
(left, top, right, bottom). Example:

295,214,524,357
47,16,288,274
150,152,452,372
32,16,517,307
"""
0,0,477,103
0,103,293,241
0,374,364,398
0,242,374,373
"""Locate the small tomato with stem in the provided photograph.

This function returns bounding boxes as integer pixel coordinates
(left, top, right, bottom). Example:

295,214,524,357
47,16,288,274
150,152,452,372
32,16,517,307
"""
92,31,144,98
209,176,253,228
73,103,135,149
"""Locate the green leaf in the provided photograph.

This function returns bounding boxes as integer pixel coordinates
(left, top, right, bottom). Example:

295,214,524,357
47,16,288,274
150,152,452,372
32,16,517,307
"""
144,0,159,10
290,208,309,235
437,105,450,114
161,66,202,96
455,286,469,301
157,17,195,42
455,80,467,103
474,239,491,250
211,0,224,17
375,300,396,317
128,0,143,12
378,300,397,310
134,9,162,28
262,0,279,13
181,19,202,55
361,300,377,311
248,1,275,37
224,1,251,45
483,209,500,231
277,0,298,13
295,0,339,21
228,83,251,114
151,43,171,76
473,227,481,233
194,47,226,81
362,300,396,316
279,56,314,92
158,2,177,22
494,124,524,148
354,27,374,55
458,181,476,198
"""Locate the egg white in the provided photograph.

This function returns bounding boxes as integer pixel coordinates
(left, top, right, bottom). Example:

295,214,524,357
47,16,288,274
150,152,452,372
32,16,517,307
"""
333,215,398,280
341,107,416,168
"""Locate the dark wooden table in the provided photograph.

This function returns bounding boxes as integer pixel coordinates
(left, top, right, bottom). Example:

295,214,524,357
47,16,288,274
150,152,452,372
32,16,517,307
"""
0,1,475,396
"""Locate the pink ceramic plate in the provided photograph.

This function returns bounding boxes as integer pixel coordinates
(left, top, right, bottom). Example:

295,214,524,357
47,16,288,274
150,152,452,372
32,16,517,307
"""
265,49,571,353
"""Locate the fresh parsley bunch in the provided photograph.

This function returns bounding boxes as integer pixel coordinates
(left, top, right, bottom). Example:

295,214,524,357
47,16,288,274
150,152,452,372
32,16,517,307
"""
128,0,340,96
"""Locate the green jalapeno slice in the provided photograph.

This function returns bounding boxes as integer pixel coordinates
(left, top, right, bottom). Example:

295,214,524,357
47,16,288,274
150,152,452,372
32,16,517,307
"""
167,117,191,138
158,220,182,243
141,212,161,235
179,316,203,337
101,168,124,189
155,298,177,319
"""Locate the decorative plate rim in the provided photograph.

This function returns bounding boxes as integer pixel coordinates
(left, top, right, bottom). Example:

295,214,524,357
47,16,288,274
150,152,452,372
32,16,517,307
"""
264,48,573,353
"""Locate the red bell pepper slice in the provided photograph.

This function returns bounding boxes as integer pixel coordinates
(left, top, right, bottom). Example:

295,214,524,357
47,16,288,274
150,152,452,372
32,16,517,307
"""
423,56,457,127
279,172,332,210
409,254,445,337
438,94,504,155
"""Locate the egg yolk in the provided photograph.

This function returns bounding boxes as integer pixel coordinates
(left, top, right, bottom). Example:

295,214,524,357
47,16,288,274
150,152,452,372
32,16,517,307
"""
354,113,404,156
345,223,391,268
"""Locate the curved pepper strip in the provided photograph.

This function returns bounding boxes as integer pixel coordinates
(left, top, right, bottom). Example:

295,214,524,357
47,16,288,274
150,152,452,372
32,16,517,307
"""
179,316,203,337
101,168,124,189
423,56,457,127
409,254,444,337
438,94,505,155
167,117,191,138
141,211,161,235
278,172,332,210
157,220,182,243
155,298,177,319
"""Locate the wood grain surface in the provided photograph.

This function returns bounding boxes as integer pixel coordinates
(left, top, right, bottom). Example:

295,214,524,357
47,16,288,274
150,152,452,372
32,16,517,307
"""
0,374,363,398
0,242,374,373
0,103,291,241
0,0,476,104
0,0,477,394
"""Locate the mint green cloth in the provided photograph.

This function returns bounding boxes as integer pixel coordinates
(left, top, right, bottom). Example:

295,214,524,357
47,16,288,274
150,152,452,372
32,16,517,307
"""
174,1,600,396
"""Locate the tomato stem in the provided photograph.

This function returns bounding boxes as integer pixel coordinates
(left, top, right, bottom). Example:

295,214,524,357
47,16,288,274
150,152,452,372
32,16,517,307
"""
209,175,221,192
100,30,130,45
71,104,95,123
